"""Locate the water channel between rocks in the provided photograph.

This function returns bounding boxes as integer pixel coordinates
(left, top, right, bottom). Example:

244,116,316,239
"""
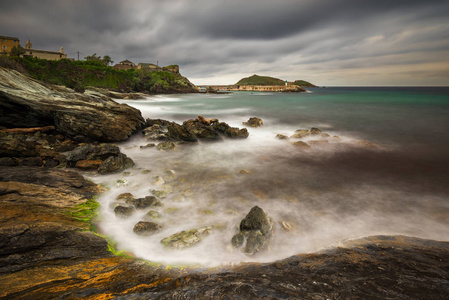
86,91,449,266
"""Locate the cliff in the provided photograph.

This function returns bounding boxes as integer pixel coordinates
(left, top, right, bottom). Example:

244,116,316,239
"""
0,67,145,142
0,56,198,94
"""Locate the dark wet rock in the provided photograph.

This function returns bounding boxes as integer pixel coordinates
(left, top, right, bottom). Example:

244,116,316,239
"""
183,119,222,141
0,157,15,166
145,119,197,143
151,189,172,199
52,139,78,152
116,193,135,202
65,144,121,163
291,129,310,139
212,122,249,138
133,221,163,236
275,134,289,140
231,232,245,248
0,134,38,157
145,210,162,219
43,158,59,168
243,117,263,127
239,206,274,236
310,127,322,135
129,196,163,210
114,205,136,218
20,157,43,167
156,141,176,151
0,68,145,142
232,206,274,256
160,226,213,249
97,153,134,174
142,124,169,140
140,143,156,149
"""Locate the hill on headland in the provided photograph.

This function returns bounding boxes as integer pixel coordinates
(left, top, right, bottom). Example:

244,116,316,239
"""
236,74,315,87
236,74,285,86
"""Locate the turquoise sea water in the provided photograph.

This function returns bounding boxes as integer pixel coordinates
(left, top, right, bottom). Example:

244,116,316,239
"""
91,87,449,266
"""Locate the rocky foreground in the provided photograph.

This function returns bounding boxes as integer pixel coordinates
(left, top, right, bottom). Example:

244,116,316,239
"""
1,67,449,299
0,166,448,299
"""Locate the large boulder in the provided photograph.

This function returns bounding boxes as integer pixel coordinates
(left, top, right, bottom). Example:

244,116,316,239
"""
0,68,145,142
182,119,222,141
212,122,249,139
97,153,134,174
243,117,263,128
65,144,121,163
232,206,274,256
145,119,197,142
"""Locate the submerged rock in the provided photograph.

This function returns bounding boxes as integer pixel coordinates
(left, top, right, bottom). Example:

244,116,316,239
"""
114,205,136,218
145,210,162,219
291,129,310,139
156,141,176,151
243,117,263,127
129,196,163,210
275,134,289,140
161,226,213,249
232,206,274,256
133,221,162,236
292,141,311,149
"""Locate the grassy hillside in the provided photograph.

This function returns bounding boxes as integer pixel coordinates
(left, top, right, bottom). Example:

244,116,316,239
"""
236,74,285,86
292,80,316,87
0,55,197,94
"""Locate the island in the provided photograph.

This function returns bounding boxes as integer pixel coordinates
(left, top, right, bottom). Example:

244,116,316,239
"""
197,74,316,93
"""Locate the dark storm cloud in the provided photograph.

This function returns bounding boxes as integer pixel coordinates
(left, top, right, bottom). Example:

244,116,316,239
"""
0,0,448,85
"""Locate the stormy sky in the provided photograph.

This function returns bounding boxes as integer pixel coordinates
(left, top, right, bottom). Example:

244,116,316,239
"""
1,0,448,86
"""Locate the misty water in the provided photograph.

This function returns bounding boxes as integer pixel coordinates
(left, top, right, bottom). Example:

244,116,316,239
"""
88,87,449,266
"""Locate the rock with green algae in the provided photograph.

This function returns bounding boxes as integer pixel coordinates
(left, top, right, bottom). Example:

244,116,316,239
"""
128,196,162,210
151,189,172,199
133,221,162,236
160,226,213,249
114,205,135,218
231,206,274,256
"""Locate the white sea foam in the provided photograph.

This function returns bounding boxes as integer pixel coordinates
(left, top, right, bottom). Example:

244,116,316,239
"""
88,93,449,266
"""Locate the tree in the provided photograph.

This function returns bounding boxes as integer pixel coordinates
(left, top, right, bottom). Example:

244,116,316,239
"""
102,55,113,66
84,53,114,66
84,53,102,61
9,45,26,57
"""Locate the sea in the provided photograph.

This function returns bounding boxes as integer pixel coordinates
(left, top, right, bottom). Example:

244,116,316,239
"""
88,87,449,266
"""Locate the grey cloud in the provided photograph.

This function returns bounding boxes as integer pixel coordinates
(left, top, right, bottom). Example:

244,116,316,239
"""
0,0,448,85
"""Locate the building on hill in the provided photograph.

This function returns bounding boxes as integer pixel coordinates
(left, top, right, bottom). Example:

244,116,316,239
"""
113,59,136,70
137,63,160,71
1,35,20,54
23,39,67,60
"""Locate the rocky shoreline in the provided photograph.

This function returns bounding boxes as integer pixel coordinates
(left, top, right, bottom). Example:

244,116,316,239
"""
1,67,449,299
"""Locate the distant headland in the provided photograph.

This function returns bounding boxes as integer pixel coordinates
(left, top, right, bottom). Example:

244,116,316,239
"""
197,74,316,93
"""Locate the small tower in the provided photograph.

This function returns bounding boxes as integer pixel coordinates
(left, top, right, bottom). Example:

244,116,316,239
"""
25,39,32,49
59,46,64,53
